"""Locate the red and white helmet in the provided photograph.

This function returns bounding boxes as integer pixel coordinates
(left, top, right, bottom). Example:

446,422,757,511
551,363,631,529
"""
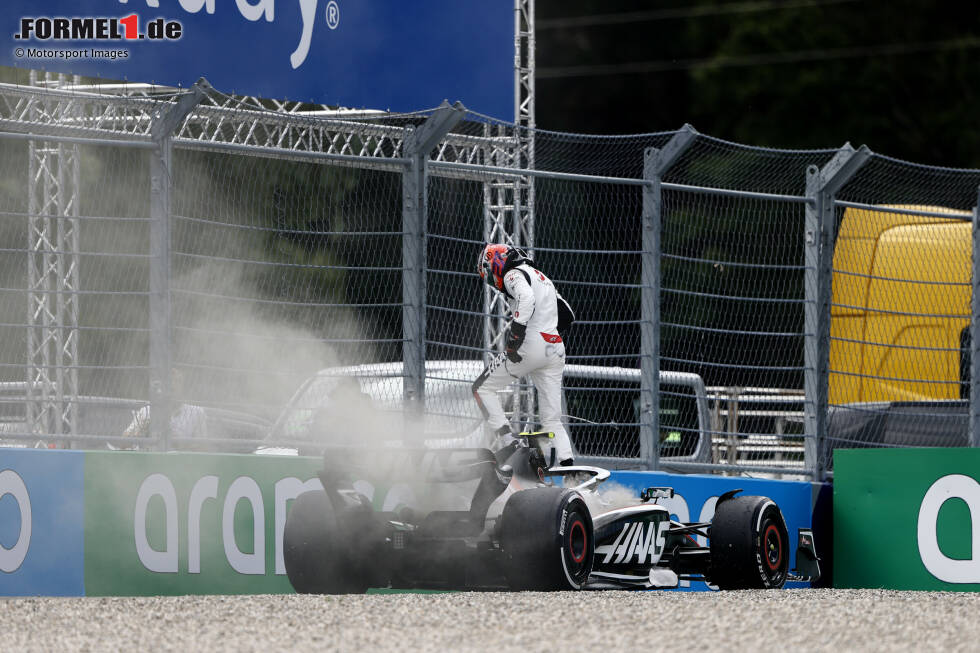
478,243,530,290
477,243,511,290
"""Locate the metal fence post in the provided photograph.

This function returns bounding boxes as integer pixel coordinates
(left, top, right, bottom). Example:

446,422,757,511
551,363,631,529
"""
803,144,870,480
641,149,659,469
148,81,207,451
401,102,465,439
803,167,822,479
642,126,697,470
971,188,980,446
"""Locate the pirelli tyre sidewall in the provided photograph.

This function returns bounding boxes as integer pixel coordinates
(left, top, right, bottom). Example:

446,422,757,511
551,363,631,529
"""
283,489,369,594
708,495,789,590
500,486,594,591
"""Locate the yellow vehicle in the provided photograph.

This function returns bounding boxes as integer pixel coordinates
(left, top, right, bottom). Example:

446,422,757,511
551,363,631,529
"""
829,205,972,405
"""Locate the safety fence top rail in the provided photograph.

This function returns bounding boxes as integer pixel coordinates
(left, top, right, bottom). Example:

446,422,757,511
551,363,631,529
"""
0,81,847,203
0,82,527,165
173,120,517,164
0,81,166,138
180,98,417,154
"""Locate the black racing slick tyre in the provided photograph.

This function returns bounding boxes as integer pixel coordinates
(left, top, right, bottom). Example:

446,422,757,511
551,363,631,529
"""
709,495,789,590
283,490,369,594
500,487,594,591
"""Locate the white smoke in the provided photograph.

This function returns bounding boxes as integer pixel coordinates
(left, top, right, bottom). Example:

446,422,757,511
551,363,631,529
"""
580,480,643,517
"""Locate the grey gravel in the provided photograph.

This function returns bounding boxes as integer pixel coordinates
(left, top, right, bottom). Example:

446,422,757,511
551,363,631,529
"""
1,589,977,652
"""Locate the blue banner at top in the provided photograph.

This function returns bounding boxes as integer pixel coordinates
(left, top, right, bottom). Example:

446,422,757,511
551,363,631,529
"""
1,0,513,118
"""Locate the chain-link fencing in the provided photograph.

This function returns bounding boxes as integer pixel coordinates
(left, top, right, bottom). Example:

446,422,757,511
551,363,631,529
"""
2,75,980,480
658,134,840,477
824,155,980,474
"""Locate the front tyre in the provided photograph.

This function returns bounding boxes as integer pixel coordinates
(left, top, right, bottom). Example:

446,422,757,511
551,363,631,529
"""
709,495,789,590
500,487,594,591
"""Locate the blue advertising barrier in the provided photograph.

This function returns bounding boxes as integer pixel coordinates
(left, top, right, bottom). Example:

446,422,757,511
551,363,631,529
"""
1,1,512,117
608,471,816,590
0,449,85,596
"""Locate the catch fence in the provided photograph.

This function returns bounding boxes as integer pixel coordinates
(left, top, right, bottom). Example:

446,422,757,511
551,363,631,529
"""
1,75,979,480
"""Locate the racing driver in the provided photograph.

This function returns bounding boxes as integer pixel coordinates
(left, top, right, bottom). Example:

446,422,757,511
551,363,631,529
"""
473,243,576,466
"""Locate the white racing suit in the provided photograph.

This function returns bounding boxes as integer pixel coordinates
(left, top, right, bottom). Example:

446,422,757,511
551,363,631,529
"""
472,262,575,464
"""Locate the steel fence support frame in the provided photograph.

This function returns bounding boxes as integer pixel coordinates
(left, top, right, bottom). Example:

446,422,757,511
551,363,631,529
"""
26,71,82,443
971,188,980,447
514,0,535,255
642,125,697,469
512,0,538,431
481,125,518,365
147,81,208,451
402,102,466,440
54,138,81,441
803,144,871,480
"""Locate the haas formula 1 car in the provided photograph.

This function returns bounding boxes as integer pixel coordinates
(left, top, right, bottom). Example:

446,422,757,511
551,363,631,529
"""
283,435,820,592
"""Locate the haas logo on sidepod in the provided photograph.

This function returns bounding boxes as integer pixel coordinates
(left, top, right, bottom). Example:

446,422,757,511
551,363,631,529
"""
595,519,667,565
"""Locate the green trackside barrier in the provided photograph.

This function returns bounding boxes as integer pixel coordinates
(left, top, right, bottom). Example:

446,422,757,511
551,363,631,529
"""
834,448,980,591
84,452,323,596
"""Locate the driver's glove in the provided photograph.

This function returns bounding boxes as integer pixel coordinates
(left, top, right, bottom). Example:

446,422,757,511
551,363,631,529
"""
505,322,526,363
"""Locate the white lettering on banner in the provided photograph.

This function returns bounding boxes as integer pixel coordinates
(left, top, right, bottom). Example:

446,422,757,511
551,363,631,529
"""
223,477,265,575
274,477,322,575
187,475,218,574
235,0,274,22
291,0,318,69
0,470,31,573
120,0,337,69
135,472,321,575
134,473,179,573
917,474,980,583
177,0,215,14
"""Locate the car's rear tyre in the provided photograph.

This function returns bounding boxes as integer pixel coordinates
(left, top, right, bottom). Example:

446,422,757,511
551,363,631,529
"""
283,489,369,594
709,495,789,589
500,487,594,591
